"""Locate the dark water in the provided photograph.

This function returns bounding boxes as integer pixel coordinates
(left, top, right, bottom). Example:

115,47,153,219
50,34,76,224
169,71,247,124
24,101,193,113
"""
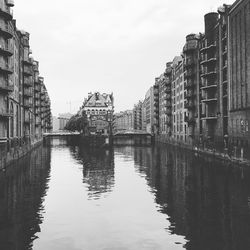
1,138,250,250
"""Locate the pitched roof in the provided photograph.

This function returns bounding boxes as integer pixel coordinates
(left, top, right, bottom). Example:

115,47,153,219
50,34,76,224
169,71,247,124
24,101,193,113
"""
84,92,112,108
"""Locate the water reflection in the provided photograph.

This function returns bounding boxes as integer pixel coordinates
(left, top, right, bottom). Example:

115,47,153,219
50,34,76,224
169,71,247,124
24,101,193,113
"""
71,145,115,200
0,143,51,250
121,145,250,250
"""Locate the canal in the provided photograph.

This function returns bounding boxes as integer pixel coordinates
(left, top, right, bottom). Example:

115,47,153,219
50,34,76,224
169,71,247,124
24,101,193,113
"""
1,137,250,250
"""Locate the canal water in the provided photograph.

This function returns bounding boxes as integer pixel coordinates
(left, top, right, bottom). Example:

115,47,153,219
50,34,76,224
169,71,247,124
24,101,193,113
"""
1,137,250,250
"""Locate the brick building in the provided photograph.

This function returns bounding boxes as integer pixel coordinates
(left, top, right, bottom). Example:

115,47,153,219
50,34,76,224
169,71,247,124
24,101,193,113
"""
228,0,250,159
0,0,51,154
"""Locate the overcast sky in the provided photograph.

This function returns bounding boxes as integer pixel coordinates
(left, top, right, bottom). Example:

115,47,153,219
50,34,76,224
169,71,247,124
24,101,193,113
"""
15,0,232,116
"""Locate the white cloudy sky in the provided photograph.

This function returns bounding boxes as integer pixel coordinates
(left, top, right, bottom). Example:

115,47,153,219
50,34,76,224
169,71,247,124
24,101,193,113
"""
15,0,232,116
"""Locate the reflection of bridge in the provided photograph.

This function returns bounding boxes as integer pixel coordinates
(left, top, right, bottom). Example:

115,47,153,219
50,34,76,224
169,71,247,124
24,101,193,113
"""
114,130,152,136
44,131,80,137
113,130,153,146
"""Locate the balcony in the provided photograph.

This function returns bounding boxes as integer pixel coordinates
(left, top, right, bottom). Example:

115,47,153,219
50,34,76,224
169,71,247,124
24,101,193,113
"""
200,57,217,65
0,64,13,74
200,70,217,78
0,45,13,56
0,6,13,21
23,67,33,76
202,97,217,103
0,83,13,93
23,58,33,66
0,108,12,119
201,84,217,90
200,42,216,52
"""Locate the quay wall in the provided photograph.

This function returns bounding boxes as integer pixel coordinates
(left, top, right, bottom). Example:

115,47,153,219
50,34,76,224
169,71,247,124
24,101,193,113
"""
155,135,250,166
0,139,44,169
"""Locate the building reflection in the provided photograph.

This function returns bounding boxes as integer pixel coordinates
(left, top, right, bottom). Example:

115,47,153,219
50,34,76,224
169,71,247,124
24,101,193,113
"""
69,143,115,200
129,145,250,250
0,143,51,250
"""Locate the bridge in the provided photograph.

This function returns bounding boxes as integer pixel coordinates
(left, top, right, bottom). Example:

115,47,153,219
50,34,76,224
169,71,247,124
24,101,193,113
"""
43,131,80,137
113,129,152,136
44,130,153,146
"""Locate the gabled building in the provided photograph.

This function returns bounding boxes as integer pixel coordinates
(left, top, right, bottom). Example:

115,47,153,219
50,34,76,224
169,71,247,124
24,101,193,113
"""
81,92,114,135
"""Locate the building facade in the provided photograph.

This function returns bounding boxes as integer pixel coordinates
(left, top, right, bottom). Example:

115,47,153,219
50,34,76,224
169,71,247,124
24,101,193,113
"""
0,1,52,164
114,110,133,133
228,0,250,159
172,56,187,142
81,92,114,135
116,0,250,163
183,34,200,146
144,87,154,133
133,101,143,131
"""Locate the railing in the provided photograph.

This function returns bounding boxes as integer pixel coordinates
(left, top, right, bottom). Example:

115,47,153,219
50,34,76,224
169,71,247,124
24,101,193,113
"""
200,42,216,52
201,83,217,90
200,57,217,65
